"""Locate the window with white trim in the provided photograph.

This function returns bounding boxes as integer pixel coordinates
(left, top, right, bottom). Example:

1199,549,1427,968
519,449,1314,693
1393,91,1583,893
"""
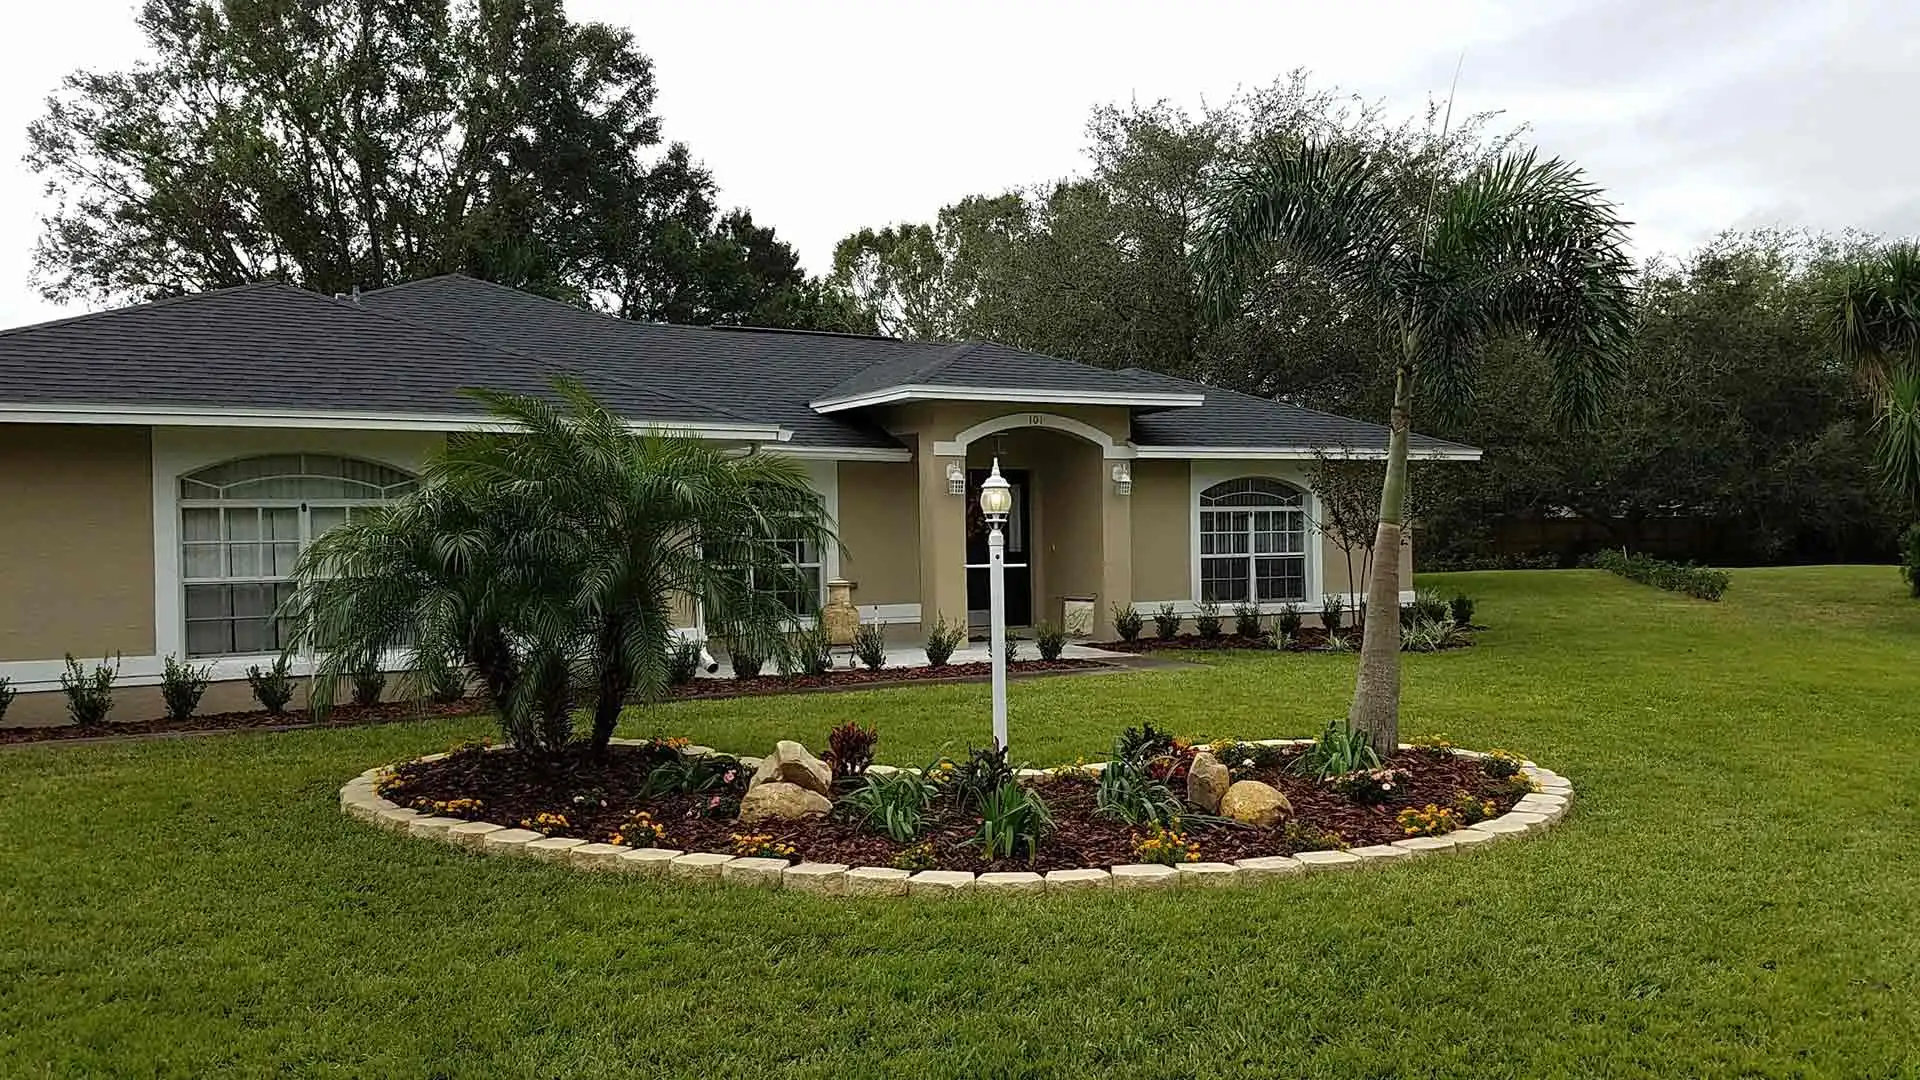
1198,477,1307,604
179,455,417,656
763,534,824,618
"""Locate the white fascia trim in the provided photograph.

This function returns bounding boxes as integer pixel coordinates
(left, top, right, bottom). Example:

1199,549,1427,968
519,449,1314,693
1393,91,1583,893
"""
1134,444,1482,462
1132,591,1418,617
809,384,1204,414
0,402,788,442
765,445,914,462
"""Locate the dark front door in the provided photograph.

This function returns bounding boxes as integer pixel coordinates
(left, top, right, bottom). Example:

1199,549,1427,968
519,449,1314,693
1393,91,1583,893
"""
966,467,1032,628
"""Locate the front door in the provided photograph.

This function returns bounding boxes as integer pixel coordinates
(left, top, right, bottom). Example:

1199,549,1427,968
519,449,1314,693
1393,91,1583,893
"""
966,467,1032,629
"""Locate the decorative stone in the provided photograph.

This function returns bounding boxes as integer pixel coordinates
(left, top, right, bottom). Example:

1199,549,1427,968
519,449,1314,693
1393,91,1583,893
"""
1185,752,1230,813
737,781,832,826
525,836,587,862
1044,868,1111,891
844,866,912,897
976,871,1046,895
1176,861,1242,887
908,870,976,896
566,842,632,870
1391,835,1459,856
374,806,421,832
1462,818,1529,841
1502,811,1550,832
1513,798,1566,823
683,745,716,758
615,847,683,875
1293,849,1363,871
1350,844,1414,865
749,740,832,796
1234,855,1305,878
782,862,850,896
669,852,734,879
721,857,791,888
1109,864,1179,890
405,815,467,841
343,800,384,825
1220,780,1291,827
446,820,507,849
1449,828,1498,850
736,756,762,773
479,827,542,855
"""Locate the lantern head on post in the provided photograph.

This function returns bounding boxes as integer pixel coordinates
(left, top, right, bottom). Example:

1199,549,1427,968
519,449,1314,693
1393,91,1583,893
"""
979,459,1013,522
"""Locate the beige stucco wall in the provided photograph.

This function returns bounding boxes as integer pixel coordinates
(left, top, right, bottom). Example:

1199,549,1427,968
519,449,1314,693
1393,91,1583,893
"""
835,460,920,606
1130,458,1191,602
0,424,156,663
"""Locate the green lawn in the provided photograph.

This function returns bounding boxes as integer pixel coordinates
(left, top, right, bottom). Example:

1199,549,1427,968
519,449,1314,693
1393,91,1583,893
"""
5,567,1919,1078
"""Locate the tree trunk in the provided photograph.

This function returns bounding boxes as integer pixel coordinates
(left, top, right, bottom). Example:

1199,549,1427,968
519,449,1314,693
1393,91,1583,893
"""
1348,363,1413,758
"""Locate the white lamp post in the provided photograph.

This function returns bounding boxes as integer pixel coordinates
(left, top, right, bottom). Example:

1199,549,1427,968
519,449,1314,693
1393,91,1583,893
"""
977,458,1014,750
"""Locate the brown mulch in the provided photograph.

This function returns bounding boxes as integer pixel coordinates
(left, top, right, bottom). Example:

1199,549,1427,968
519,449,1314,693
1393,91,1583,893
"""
1092,627,1471,654
380,743,1526,873
0,698,488,745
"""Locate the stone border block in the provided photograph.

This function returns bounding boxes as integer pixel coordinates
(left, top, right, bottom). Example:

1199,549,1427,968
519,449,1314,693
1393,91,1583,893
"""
844,866,911,897
1392,835,1459,856
405,815,467,842
446,820,506,849
1044,868,1111,891
721,857,791,888
1350,844,1415,866
1176,861,1243,887
669,852,734,879
567,842,632,870
616,847,683,875
1110,864,1179,890
783,862,849,896
908,870,976,896
1294,849,1363,871
976,871,1046,895
525,836,586,862
480,827,542,855
1235,855,1305,878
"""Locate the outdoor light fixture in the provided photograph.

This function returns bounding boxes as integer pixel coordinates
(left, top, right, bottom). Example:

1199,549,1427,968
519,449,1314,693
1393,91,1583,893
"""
1110,462,1133,496
978,458,1013,749
946,461,966,496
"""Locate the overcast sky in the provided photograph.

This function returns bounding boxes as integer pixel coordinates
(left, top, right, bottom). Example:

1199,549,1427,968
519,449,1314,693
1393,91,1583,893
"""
1,0,1914,329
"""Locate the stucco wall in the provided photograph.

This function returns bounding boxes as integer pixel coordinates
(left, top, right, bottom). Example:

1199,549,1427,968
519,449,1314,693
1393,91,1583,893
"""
835,460,920,606
1130,458,1191,602
0,424,156,663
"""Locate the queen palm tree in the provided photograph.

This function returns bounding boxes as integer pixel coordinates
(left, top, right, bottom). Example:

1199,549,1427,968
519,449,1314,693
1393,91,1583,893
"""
1195,143,1636,756
285,379,832,754
1825,244,1920,515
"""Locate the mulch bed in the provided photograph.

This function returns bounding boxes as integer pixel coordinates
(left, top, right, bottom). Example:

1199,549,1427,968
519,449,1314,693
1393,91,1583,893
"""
381,743,1527,873
668,658,1105,699
1092,628,1471,654
0,698,488,745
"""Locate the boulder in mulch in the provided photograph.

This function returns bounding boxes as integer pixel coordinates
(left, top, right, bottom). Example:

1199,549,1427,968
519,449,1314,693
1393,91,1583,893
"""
737,781,832,826
1220,779,1291,827
748,739,833,796
1186,751,1230,813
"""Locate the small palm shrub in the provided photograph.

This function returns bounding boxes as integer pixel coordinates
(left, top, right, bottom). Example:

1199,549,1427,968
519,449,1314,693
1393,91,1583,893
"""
1111,603,1144,642
160,655,212,721
1153,602,1181,639
350,658,386,707
1276,603,1303,638
842,768,938,842
0,676,15,725
924,615,965,668
667,638,704,686
1902,524,1920,598
1449,593,1477,628
1035,621,1066,661
1289,719,1379,779
60,653,120,727
1194,601,1224,639
1320,594,1346,633
824,719,878,779
853,621,888,671
1233,602,1262,638
246,655,295,714
971,782,1053,863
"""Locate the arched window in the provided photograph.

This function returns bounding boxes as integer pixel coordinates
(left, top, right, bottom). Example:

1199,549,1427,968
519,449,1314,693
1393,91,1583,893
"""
1199,477,1307,604
179,455,417,656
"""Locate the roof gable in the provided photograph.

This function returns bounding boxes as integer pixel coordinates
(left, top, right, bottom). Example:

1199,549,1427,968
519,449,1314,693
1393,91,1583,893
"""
807,340,1205,412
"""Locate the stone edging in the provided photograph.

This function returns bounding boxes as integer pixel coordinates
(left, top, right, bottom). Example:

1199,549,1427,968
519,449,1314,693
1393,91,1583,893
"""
338,739,1575,897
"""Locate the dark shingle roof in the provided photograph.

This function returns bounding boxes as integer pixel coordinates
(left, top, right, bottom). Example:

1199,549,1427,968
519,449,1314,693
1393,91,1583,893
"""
0,283,758,428
1120,368,1478,456
810,339,1203,406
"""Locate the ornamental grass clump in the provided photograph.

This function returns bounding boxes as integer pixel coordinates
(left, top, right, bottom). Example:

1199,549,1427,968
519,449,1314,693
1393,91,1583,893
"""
841,768,938,842
1290,719,1380,779
1093,756,1184,827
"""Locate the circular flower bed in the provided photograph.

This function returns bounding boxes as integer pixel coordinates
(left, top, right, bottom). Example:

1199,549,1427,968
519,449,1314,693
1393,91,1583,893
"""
342,731,1573,895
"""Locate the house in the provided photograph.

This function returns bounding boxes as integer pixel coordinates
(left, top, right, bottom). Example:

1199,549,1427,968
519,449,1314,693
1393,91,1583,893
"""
0,275,1478,724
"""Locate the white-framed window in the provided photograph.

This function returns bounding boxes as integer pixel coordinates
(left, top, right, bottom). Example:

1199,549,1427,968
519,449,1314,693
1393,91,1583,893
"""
179,454,417,656
1198,477,1307,604
763,534,824,618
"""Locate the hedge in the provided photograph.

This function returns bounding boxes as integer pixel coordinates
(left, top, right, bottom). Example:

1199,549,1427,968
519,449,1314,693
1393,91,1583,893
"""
1593,549,1730,601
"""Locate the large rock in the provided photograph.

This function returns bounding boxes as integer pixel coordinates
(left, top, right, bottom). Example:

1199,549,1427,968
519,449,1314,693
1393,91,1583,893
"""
749,740,832,796
1186,751,1231,813
737,781,831,826
1220,780,1292,827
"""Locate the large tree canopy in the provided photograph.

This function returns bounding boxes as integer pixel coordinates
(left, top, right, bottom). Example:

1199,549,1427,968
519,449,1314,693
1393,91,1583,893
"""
28,0,859,330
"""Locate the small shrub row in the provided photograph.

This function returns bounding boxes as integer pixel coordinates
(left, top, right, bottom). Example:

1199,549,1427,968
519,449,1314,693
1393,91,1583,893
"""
1593,548,1729,600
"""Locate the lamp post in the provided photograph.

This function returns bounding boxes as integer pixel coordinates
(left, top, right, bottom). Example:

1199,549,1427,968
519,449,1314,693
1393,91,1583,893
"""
978,458,1014,750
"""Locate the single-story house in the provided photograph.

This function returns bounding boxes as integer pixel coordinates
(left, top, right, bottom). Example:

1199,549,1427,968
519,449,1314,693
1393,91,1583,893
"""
0,274,1478,724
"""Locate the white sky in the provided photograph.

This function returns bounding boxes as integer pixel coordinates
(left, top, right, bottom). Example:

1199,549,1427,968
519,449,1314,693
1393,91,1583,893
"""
2,0,1916,329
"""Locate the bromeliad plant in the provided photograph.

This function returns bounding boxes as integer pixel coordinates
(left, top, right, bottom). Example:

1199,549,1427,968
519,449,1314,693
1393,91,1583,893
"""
283,379,833,755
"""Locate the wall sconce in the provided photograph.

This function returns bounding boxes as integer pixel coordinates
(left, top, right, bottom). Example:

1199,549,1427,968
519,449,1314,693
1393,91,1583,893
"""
1111,462,1132,496
946,461,966,496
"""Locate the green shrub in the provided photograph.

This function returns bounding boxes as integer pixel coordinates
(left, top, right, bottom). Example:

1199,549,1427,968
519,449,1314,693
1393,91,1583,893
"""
825,719,878,779
160,654,212,721
853,621,888,671
423,652,467,703
667,638,704,686
1207,738,1284,777
1593,548,1730,600
729,648,764,679
1233,602,1262,638
0,676,15,725
1319,594,1346,632
1153,602,1181,639
1449,593,1477,628
60,653,119,727
1111,603,1144,642
1276,603,1303,638
246,655,295,715
1402,615,1469,652
641,752,742,798
842,768,938,842
1414,591,1450,624
1035,621,1066,661
350,658,386,707
953,745,1014,810
1114,723,1178,765
1093,756,1183,826
924,615,965,668
971,782,1052,863
793,622,833,676
891,840,938,872
1194,601,1224,639
1289,719,1379,779
1003,636,1020,665
1901,523,1920,598
1331,766,1408,804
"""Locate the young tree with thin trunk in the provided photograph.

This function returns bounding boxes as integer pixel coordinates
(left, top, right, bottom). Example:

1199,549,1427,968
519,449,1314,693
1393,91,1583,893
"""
1195,145,1635,756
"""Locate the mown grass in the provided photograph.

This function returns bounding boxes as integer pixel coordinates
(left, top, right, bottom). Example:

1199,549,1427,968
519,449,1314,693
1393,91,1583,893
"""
3,567,1918,1077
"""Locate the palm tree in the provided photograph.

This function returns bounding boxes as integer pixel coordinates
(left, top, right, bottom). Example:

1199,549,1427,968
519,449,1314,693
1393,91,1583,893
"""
1195,144,1636,756
1825,244,1920,514
284,380,832,754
